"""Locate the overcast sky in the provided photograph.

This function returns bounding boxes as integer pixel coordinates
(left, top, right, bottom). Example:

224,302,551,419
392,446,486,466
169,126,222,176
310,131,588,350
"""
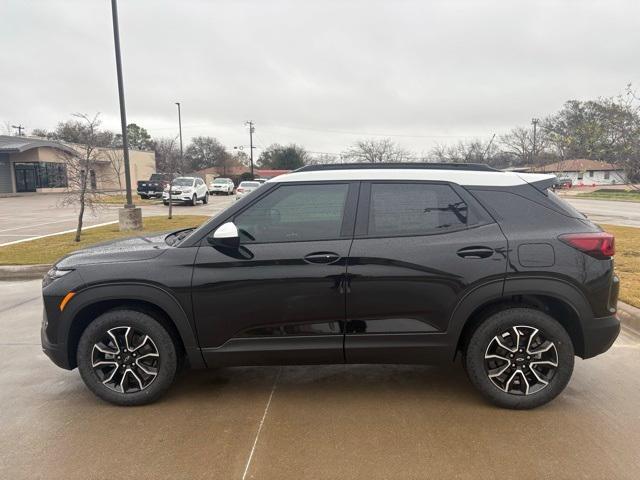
2,0,639,155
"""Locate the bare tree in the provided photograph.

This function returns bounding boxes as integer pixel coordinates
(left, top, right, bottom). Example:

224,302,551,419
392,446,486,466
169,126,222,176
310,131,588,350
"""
103,147,125,194
154,137,183,219
58,113,110,242
342,138,411,163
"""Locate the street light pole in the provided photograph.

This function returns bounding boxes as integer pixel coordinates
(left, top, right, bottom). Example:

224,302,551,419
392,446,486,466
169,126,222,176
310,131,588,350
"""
532,118,539,166
110,0,142,230
176,102,184,160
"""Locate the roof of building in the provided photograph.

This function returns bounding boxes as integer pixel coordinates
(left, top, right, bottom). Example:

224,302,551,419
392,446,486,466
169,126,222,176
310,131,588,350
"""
195,166,247,176
255,169,290,178
0,135,75,154
533,159,620,172
270,166,555,187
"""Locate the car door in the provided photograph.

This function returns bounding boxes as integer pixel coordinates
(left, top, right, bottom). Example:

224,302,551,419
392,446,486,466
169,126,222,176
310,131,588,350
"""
192,181,359,366
344,181,507,364
196,178,206,198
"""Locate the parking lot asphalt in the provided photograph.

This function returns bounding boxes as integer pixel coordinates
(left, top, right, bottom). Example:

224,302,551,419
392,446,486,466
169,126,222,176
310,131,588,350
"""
1,280,639,479
0,194,637,247
0,194,235,245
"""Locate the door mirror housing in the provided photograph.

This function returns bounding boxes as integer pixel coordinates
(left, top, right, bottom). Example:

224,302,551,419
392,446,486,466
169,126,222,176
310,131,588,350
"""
208,222,240,249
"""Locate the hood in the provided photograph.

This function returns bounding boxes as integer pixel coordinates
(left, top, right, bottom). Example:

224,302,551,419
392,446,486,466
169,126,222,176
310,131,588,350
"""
56,232,172,269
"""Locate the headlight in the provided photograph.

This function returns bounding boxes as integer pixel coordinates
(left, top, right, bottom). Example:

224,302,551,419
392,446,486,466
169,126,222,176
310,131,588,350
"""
43,267,73,287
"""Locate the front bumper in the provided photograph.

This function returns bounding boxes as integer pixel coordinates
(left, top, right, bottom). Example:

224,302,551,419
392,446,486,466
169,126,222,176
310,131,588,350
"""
581,313,620,359
162,193,194,202
41,307,72,369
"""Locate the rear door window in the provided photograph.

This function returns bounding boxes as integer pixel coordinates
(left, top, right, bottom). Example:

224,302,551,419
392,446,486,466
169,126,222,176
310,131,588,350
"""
367,183,469,237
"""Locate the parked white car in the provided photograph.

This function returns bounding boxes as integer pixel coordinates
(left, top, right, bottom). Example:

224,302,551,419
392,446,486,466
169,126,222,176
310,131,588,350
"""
235,180,261,200
209,177,235,195
162,177,209,206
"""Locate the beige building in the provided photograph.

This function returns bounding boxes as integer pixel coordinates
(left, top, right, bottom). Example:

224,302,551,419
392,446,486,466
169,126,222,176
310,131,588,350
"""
0,135,155,194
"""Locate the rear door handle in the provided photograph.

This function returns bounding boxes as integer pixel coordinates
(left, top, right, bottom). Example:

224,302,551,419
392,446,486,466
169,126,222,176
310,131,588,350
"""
456,246,494,259
304,252,341,264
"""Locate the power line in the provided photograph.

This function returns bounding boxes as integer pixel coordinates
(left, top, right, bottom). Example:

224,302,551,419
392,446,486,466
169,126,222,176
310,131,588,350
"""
259,124,486,139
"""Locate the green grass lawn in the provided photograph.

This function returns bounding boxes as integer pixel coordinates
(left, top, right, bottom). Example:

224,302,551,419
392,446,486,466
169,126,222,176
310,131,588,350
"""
95,193,160,205
0,215,209,266
600,224,640,308
576,189,640,202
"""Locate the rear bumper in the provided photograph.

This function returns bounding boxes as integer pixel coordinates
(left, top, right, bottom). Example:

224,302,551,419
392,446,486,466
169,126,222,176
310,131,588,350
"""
581,313,620,359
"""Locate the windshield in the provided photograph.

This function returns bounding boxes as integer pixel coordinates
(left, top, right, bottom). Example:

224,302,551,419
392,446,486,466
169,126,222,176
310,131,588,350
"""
213,178,231,184
240,181,260,188
173,178,194,187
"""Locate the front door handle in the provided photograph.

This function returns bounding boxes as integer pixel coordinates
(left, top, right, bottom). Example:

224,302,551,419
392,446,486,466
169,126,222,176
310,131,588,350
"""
304,252,341,264
456,246,495,259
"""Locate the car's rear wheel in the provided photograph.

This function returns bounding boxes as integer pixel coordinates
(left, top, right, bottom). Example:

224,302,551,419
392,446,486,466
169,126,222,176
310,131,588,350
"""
203,192,209,204
77,309,178,406
464,308,574,409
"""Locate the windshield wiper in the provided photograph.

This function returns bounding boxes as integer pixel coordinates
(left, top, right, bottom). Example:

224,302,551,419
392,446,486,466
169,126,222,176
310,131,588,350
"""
165,227,195,246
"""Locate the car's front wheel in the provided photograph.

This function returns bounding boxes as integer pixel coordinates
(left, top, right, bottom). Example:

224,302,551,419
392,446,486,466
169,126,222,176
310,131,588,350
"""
464,308,574,409
77,309,178,406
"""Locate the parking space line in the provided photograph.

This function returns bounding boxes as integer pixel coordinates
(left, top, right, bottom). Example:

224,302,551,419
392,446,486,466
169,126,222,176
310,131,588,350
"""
242,368,281,480
0,221,118,247
0,218,80,233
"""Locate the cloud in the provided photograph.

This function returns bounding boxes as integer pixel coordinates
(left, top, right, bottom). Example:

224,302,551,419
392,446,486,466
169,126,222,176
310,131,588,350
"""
2,0,639,154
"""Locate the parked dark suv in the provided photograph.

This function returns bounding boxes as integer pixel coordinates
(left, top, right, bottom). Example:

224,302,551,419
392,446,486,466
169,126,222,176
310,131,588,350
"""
41,164,620,408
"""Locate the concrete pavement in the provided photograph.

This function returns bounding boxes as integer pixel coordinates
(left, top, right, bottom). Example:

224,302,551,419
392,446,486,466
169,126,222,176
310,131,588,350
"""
1,280,639,479
0,194,234,245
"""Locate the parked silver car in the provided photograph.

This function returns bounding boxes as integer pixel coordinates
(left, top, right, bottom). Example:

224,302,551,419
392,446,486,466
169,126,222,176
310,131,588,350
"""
209,177,235,195
235,180,261,200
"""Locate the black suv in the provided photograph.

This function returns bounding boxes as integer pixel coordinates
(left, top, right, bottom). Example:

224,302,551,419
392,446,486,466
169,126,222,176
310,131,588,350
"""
41,164,620,408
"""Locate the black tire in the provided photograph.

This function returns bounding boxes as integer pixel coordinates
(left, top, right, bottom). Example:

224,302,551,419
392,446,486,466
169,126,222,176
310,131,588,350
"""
77,309,178,406
139,195,149,200
203,192,209,204
163,200,169,206
464,308,574,409
191,194,197,206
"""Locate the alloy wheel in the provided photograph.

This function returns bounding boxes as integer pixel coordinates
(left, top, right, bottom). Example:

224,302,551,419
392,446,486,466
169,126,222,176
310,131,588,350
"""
91,326,160,394
484,325,558,396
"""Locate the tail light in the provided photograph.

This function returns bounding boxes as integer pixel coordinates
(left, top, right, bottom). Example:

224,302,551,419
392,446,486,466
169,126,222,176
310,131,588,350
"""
559,232,615,259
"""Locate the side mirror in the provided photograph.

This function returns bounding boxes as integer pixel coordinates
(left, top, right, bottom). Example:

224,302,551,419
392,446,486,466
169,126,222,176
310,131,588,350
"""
208,221,240,249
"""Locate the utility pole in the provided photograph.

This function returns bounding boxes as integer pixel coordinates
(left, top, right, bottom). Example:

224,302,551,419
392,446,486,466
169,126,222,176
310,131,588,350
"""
245,121,255,178
531,118,539,166
110,0,142,230
11,125,25,136
482,133,496,161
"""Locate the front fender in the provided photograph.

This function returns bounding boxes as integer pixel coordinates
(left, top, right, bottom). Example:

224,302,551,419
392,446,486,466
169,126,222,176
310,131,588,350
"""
59,282,205,369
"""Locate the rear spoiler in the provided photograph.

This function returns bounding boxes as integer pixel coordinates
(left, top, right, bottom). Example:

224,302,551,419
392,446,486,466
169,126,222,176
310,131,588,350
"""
516,173,557,193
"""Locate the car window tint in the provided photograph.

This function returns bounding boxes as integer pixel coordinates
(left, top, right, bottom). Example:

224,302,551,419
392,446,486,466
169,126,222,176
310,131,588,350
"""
235,184,349,243
368,183,468,236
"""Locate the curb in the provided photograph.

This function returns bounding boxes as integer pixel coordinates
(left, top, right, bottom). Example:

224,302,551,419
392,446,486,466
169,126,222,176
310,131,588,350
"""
617,301,640,336
0,264,51,280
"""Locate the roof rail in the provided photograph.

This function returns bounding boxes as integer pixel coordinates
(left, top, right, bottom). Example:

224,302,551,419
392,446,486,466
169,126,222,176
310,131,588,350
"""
295,162,499,172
